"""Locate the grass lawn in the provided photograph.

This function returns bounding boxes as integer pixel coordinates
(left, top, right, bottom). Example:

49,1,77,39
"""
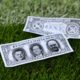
0,0,80,80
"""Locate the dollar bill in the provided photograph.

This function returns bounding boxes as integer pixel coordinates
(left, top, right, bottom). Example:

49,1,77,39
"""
23,16,80,39
0,34,73,67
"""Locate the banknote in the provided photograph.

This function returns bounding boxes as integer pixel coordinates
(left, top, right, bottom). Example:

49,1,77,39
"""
23,16,80,39
0,34,73,67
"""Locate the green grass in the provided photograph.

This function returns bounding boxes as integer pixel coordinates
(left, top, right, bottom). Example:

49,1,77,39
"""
0,0,80,80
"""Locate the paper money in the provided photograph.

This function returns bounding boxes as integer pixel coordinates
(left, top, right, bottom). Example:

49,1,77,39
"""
0,34,73,67
23,16,80,39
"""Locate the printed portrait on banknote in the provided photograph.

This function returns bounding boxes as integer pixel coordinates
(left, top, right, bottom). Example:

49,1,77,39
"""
12,48,26,61
46,39,60,52
30,43,44,57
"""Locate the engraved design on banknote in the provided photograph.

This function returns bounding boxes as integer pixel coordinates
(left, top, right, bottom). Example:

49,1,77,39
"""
66,22,80,36
24,16,52,35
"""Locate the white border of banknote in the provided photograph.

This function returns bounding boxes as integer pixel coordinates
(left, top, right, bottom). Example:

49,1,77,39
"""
23,16,80,39
0,34,73,67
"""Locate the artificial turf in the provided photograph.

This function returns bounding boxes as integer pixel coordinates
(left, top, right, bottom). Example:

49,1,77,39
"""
0,0,80,80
